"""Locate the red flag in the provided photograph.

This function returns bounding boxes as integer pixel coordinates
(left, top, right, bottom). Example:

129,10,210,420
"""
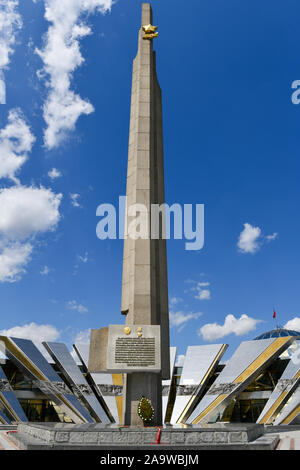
273,310,276,319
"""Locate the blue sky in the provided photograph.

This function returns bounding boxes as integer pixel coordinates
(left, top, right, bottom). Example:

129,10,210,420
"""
0,0,300,363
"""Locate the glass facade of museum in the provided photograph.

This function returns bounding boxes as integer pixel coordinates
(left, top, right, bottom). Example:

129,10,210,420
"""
163,358,289,424
0,359,79,422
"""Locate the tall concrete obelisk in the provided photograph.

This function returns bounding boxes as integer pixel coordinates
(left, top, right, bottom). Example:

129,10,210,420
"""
121,3,170,426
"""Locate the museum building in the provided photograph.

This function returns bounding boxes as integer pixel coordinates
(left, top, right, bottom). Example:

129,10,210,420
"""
0,328,299,427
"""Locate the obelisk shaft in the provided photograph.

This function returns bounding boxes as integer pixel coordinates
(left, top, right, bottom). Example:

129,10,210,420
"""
121,3,170,426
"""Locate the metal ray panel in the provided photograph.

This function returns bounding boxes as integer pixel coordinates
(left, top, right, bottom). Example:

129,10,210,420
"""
11,337,59,381
75,342,122,424
187,337,295,425
0,336,93,424
162,347,177,423
0,365,28,422
73,343,90,367
272,385,300,425
0,407,11,424
73,342,121,423
170,344,227,424
43,342,111,424
257,353,300,424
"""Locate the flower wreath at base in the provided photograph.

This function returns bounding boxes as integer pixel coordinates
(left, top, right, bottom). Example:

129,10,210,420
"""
137,396,154,423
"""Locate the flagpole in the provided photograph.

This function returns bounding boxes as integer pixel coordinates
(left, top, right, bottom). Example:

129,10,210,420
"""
273,307,279,331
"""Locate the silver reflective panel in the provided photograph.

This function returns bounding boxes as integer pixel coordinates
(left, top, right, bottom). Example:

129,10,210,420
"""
12,337,59,382
272,384,300,425
0,336,94,424
73,343,90,367
257,353,300,424
187,337,295,424
170,344,227,424
93,376,122,424
43,342,111,424
162,347,177,423
0,365,28,422
74,342,120,423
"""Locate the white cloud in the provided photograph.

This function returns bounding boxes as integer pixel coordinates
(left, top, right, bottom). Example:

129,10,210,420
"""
0,71,5,104
237,223,278,254
266,232,278,241
0,322,60,359
0,107,61,283
73,252,89,276
196,289,211,300
0,185,62,239
0,0,22,104
36,0,113,149
175,354,185,367
194,282,211,300
66,300,88,314
48,167,62,180
184,279,211,299
73,328,90,344
199,314,261,341
0,241,32,282
0,322,60,342
0,185,62,282
237,223,261,254
40,265,50,275
169,296,182,306
70,192,81,207
284,317,300,332
0,108,35,182
70,329,91,362
170,310,202,332
78,251,88,263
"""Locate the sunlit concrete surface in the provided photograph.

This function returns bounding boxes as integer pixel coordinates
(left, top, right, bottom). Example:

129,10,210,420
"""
273,430,300,450
0,432,19,450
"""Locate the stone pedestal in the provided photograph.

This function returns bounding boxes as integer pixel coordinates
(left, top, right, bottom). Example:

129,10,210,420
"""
123,373,162,426
12,423,280,450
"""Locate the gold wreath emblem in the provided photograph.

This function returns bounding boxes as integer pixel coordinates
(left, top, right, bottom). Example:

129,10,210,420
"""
123,327,131,335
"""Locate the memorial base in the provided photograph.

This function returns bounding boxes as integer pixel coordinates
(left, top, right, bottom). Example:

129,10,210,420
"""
11,422,279,450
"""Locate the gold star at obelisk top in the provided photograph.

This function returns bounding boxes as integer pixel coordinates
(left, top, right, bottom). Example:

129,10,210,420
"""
142,24,158,40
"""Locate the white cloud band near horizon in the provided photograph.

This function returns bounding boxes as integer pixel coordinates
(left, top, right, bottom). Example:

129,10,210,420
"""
284,317,300,332
73,328,90,344
0,323,94,362
0,322,61,359
175,354,185,367
198,314,262,341
36,0,113,149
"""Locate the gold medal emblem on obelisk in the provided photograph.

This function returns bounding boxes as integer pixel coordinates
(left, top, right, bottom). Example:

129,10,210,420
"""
142,24,158,40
